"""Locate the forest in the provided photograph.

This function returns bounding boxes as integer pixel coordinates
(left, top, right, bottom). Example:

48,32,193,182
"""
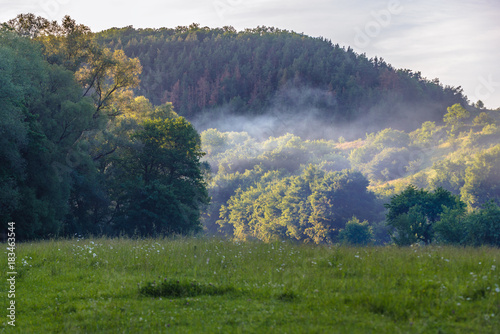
1,14,499,246
95,23,466,137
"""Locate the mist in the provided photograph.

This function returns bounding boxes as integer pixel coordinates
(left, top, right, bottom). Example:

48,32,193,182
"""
191,84,450,142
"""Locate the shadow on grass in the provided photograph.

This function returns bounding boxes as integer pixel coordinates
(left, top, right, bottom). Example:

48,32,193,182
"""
139,278,236,298
139,278,301,303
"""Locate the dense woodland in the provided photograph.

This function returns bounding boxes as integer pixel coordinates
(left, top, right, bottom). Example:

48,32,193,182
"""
95,24,466,134
1,15,208,239
1,14,499,245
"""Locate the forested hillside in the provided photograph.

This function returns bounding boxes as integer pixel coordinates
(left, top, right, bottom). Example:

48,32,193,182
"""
96,25,466,135
2,14,498,245
200,104,500,245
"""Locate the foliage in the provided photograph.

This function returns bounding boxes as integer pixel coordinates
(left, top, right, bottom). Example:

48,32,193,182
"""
384,185,464,245
111,117,209,236
473,112,495,126
0,17,207,240
0,29,94,239
140,278,235,298
349,128,412,182
462,202,500,247
338,217,373,245
434,206,468,245
2,14,499,244
410,121,440,146
461,145,500,209
436,202,500,247
443,103,470,131
201,129,352,234
430,157,468,195
218,166,380,243
94,25,466,130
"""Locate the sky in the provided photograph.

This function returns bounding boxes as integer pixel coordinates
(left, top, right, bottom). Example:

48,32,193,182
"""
2,0,500,108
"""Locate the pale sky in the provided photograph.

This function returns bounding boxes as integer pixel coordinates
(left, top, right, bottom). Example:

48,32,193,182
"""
2,0,500,108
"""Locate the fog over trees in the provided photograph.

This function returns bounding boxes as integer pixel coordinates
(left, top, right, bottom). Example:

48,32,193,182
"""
1,14,499,245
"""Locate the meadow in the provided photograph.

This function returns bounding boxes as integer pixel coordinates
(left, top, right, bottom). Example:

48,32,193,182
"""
2,237,499,333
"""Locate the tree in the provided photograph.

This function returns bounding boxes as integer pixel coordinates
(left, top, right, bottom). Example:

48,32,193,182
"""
472,112,494,126
111,117,209,236
0,31,30,226
443,103,470,127
76,48,142,118
218,165,380,244
384,185,464,245
5,13,55,38
461,145,500,209
0,29,95,239
307,169,378,243
436,201,500,247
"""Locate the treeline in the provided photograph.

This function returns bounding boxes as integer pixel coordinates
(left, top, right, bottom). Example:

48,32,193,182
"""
1,15,208,240
2,14,498,245
96,24,466,131
201,103,500,245
386,185,500,247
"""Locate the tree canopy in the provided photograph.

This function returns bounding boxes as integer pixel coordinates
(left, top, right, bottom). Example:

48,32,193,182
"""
384,185,464,245
1,17,208,240
95,25,466,133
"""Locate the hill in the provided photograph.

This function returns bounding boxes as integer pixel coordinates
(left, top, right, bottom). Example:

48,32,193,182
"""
2,14,497,244
200,104,500,242
96,25,466,136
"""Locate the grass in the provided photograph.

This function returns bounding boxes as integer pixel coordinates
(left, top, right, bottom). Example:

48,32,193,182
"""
2,237,499,333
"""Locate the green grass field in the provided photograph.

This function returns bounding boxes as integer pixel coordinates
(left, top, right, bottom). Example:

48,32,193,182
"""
2,237,499,333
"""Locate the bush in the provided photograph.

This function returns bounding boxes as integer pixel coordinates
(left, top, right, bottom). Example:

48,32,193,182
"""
463,202,500,247
366,147,410,181
435,201,500,247
339,217,373,245
385,185,464,245
434,206,467,245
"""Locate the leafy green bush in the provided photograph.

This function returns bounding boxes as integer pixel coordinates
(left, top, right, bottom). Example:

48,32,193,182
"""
433,206,468,245
436,201,500,246
338,217,373,245
371,128,410,148
473,112,494,126
462,202,500,247
385,185,464,245
366,147,410,181
461,145,500,209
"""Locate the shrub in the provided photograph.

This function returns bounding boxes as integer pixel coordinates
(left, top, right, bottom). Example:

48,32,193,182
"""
385,185,464,245
339,217,373,245
434,206,467,245
435,201,500,247
366,147,410,181
463,201,500,247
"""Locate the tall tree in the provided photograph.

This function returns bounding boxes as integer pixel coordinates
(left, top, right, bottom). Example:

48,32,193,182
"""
0,29,95,239
110,117,209,235
384,185,464,245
